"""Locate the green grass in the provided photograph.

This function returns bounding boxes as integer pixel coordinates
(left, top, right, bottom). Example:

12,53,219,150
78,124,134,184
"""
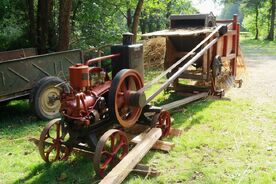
0,38,276,183
240,36,276,56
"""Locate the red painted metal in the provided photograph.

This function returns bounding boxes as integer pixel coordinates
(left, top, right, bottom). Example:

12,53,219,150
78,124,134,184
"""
85,53,120,66
231,15,238,77
69,64,90,89
93,129,129,178
154,111,171,138
61,63,112,126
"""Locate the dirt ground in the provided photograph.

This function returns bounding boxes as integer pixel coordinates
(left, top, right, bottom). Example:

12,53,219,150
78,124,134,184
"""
226,51,276,103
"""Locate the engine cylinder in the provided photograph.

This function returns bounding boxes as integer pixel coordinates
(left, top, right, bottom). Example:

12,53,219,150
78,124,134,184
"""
69,64,90,89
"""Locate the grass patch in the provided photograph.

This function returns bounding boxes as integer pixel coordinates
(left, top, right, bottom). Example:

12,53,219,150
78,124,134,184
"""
240,36,276,56
1,97,275,183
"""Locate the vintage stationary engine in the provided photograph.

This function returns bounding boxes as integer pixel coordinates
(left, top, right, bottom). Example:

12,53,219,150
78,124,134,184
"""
60,64,111,127
38,33,171,178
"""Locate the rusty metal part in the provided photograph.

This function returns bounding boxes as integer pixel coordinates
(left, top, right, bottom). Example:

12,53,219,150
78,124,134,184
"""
170,13,216,28
39,118,71,162
108,69,144,128
93,129,129,178
152,111,171,138
85,54,120,66
69,64,90,89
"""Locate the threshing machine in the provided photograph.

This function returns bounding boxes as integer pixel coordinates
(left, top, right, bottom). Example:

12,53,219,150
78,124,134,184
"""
38,13,242,178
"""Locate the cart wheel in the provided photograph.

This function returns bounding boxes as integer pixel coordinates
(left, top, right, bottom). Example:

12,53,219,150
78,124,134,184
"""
30,76,66,120
152,111,171,138
108,69,144,128
39,118,71,162
93,129,128,178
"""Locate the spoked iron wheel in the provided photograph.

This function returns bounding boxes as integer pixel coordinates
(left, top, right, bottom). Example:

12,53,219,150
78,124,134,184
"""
39,118,71,163
93,129,129,178
152,111,171,138
109,69,144,128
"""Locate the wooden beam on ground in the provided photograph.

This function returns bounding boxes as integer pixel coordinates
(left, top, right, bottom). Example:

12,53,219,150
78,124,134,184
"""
169,128,183,136
161,92,208,111
99,128,162,184
132,164,160,176
130,132,175,152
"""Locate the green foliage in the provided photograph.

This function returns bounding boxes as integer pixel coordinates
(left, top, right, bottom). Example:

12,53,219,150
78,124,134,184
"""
0,0,197,51
219,0,274,40
0,0,31,51
242,0,271,39
219,3,244,29
141,0,197,32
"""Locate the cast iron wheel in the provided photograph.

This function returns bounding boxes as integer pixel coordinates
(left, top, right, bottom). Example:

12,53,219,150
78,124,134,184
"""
152,111,171,138
108,69,144,128
93,129,129,178
39,118,71,163
30,76,66,120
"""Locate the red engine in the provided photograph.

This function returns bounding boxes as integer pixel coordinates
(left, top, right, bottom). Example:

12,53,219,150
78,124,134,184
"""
60,64,111,126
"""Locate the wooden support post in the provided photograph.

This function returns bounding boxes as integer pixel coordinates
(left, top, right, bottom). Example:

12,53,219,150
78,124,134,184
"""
99,128,162,184
132,164,160,176
231,14,238,77
169,128,183,136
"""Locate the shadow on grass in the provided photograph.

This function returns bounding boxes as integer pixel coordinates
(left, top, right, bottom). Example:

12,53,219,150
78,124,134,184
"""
153,91,215,128
14,156,100,184
0,100,45,138
0,100,35,123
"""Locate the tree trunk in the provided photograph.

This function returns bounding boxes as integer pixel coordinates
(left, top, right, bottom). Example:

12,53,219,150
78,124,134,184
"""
57,0,72,51
48,0,55,51
37,0,52,53
254,4,259,40
140,11,146,34
267,0,275,40
166,0,172,27
25,0,36,46
132,0,144,43
127,8,132,31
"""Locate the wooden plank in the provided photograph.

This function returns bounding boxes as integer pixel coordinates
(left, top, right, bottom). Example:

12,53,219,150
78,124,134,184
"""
178,72,207,80
99,128,162,184
132,164,160,176
142,28,212,38
130,132,175,152
161,92,208,111
169,128,183,136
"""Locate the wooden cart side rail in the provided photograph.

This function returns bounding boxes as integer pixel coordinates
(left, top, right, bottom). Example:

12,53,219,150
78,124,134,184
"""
0,48,37,61
0,49,82,64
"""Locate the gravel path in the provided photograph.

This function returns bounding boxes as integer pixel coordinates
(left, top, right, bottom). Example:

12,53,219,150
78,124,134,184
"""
226,50,276,104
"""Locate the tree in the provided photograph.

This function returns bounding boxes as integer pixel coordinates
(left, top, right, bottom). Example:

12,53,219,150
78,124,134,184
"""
37,0,53,53
267,0,275,40
25,0,36,46
132,0,144,43
57,0,72,51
